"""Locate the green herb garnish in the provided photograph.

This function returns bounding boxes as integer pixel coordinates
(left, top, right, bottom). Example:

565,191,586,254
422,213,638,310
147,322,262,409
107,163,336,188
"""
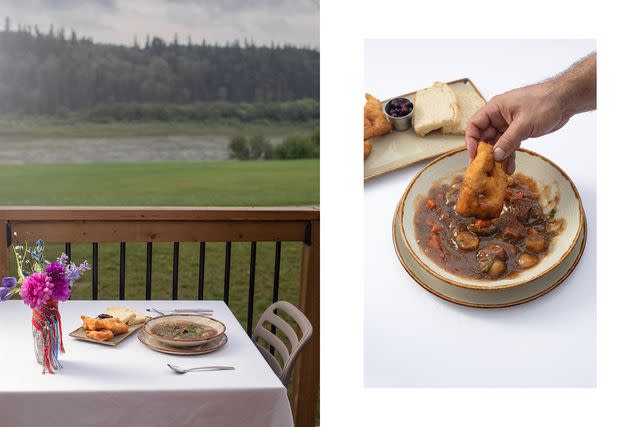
482,259,495,274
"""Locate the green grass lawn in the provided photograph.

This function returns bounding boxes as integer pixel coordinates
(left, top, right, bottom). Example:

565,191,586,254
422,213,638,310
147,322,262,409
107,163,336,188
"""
0,160,319,206
2,159,319,330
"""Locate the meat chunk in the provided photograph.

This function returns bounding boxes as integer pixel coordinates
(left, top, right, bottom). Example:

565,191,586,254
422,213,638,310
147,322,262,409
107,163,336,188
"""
476,244,507,262
501,221,526,242
508,198,539,222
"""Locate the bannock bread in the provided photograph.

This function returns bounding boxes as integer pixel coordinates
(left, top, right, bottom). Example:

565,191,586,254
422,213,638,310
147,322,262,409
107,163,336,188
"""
442,81,486,135
105,306,146,325
412,82,460,137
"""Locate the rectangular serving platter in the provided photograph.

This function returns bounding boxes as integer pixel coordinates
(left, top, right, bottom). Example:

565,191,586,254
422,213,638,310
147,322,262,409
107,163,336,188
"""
364,78,486,181
69,318,149,346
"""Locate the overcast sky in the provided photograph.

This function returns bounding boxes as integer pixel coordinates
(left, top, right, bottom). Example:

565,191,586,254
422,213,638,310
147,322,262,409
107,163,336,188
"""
1,0,319,47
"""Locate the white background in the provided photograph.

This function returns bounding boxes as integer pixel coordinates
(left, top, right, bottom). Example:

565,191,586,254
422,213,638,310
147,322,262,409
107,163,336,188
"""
320,0,640,425
364,39,596,387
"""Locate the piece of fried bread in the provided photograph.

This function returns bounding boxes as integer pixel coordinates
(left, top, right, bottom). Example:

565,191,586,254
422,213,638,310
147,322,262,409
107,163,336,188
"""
455,141,508,219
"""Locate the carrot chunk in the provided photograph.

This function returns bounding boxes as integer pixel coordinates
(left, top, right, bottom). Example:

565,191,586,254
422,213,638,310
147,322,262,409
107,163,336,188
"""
528,228,539,235
428,235,441,249
427,199,436,209
431,225,441,233
474,219,491,228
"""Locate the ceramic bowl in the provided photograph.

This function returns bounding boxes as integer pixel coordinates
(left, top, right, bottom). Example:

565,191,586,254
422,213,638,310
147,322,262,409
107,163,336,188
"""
143,314,226,348
399,147,585,291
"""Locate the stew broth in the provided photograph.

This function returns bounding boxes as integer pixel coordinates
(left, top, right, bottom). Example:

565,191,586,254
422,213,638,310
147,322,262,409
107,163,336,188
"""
151,320,217,340
414,173,564,280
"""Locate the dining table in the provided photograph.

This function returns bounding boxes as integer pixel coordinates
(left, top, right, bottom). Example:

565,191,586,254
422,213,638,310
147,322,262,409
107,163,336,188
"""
0,300,294,427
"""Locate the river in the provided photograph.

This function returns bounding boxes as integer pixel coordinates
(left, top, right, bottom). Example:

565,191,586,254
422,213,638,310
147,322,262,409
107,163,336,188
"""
0,134,288,164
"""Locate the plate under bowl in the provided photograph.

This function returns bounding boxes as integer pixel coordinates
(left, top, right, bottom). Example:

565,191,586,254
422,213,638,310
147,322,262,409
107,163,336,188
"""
399,147,585,290
144,314,226,348
393,200,586,307
138,329,228,355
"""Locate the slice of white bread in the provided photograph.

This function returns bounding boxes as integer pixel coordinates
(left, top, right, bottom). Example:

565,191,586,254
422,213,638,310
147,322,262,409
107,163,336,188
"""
105,307,146,325
442,81,487,135
413,82,460,137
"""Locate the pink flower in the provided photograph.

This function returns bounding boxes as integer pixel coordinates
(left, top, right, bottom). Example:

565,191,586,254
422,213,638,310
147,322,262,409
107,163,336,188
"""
19,273,54,309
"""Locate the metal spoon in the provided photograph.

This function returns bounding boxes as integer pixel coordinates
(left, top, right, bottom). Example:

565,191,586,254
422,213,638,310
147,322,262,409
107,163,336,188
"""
167,363,235,374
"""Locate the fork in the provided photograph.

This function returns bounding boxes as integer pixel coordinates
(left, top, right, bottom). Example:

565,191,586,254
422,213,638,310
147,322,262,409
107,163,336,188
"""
167,363,235,374
147,308,213,316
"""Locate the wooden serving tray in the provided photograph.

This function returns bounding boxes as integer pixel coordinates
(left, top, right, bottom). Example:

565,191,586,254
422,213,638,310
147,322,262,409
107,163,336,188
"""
364,78,486,181
69,318,149,346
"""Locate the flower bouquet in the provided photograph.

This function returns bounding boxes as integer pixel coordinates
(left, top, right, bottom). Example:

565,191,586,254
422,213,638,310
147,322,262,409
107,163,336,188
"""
1,240,90,374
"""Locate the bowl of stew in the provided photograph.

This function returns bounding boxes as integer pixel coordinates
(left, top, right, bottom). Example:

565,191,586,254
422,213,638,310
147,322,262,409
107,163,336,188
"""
399,147,584,290
144,314,226,347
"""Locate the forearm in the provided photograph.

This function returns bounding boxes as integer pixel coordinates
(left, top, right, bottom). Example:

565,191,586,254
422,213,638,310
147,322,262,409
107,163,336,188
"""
546,52,597,116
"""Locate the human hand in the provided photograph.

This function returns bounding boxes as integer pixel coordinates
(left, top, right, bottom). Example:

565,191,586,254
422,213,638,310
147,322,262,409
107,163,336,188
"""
465,82,571,175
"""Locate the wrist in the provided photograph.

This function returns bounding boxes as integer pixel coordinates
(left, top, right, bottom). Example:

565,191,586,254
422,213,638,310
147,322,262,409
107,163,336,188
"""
541,79,577,117
545,53,597,116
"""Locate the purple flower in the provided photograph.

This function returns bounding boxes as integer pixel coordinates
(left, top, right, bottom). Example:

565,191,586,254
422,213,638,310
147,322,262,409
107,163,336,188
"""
0,277,17,301
46,262,71,301
2,277,17,288
57,253,69,266
66,260,90,286
19,273,54,309
56,252,90,287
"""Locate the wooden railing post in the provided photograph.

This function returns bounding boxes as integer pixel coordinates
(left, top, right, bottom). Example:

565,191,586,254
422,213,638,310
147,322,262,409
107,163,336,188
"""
292,219,320,427
0,221,9,279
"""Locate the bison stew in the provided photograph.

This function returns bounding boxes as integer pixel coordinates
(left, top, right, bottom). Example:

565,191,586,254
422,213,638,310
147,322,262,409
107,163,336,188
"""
414,173,564,280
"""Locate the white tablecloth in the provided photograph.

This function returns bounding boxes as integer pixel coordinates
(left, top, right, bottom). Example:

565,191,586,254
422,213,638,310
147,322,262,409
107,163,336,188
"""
0,300,293,427
364,40,596,387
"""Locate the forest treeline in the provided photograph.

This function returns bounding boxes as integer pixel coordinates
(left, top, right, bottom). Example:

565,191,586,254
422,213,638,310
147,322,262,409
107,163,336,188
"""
84,99,318,123
0,22,319,116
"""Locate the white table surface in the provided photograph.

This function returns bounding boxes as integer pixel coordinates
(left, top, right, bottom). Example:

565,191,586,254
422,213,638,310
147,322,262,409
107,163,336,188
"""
0,300,293,427
364,39,596,387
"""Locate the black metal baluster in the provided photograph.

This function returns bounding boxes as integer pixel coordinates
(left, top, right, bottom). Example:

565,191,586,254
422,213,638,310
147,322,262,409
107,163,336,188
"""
223,242,231,305
246,242,257,336
64,242,72,300
92,243,98,300
172,242,179,300
270,241,282,354
198,242,205,300
145,242,153,300
119,242,126,300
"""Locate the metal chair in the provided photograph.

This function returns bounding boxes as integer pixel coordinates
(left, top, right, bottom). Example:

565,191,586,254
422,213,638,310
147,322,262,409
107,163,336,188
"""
252,300,313,385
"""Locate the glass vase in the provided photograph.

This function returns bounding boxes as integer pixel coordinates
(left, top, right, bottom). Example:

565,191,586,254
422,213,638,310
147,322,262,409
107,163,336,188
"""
31,299,65,374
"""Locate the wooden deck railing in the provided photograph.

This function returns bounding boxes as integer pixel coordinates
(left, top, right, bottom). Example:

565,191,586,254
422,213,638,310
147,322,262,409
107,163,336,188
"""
0,206,319,427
